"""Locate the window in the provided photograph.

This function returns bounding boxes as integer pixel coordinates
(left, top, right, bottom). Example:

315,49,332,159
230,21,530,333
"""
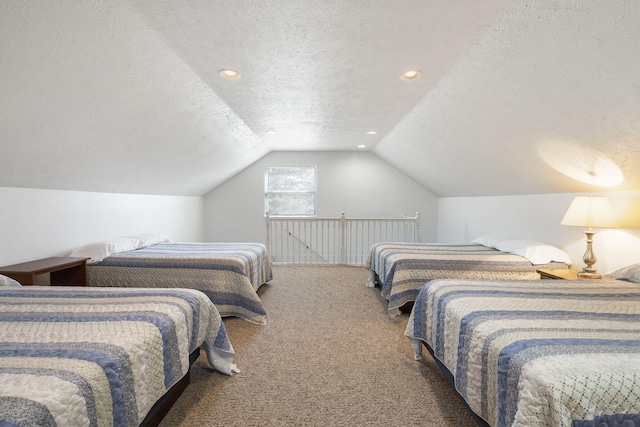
265,166,317,216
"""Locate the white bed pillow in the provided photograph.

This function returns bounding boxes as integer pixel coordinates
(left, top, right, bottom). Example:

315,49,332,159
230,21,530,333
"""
471,234,511,249
606,263,640,283
0,274,21,287
494,239,572,265
122,233,172,248
69,237,142,263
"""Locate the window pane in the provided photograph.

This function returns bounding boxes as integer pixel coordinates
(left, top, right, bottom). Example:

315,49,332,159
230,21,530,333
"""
265,166,317,216
266,192,316,216
267,166,316,191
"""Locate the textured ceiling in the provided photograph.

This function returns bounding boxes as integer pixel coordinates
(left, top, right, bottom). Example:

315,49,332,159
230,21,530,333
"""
1,1,638,196
375,0,640,196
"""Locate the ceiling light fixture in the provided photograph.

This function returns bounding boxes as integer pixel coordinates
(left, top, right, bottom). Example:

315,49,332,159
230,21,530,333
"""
366,131,377,135
401,70,422,80
218,69,240,79
265,130,277,135
357,145,366,149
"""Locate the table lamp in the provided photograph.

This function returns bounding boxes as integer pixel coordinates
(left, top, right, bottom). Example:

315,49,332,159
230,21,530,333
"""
560,195,617,279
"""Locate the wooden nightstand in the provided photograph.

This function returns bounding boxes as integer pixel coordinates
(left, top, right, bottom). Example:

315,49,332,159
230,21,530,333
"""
536,268,580,280
0,257,90,286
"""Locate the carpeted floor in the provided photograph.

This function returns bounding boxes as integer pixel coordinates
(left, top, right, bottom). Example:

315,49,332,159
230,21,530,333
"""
159,265,477,426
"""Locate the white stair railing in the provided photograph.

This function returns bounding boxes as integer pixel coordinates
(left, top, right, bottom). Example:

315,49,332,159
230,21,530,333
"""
265,212,420,265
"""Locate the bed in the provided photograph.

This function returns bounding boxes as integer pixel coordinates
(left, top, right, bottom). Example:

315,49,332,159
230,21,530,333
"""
72,235,272,325
405,274,640,427
365,237,571,315
0,281,237,426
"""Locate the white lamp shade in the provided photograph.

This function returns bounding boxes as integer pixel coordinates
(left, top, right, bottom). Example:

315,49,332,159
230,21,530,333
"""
560,196,617,228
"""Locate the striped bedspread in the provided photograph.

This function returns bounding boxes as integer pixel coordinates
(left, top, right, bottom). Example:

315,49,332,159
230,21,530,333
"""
0,286,236,427
365,243,567,314
405,278,640,427
89,242,272,325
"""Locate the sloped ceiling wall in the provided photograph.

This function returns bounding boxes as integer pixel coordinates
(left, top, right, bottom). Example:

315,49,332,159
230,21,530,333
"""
375,1,640,196
0,1,269,196
1,1,638,197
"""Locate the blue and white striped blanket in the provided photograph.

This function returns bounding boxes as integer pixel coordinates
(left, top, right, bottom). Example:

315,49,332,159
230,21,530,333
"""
0,286,236,426
89,242,272,325
405,278,640,427
366,243,567,314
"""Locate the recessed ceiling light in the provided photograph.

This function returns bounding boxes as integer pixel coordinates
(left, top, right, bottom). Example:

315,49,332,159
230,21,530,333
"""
357,144,366,149
401,70,421,80
265,130,277,135
218,69,240,79
366,131,377,135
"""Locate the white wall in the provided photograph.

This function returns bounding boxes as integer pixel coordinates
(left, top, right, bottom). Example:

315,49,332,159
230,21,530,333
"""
0,187,204,266
204,151,439,244
437,190,640,274
10,160,638,275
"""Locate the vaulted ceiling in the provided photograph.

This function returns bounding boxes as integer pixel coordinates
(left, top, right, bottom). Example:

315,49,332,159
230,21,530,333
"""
1,1,639,197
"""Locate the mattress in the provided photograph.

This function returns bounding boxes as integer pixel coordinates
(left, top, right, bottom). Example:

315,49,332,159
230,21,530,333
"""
88,242,272,325
0,286,236,426
365,242,568,314
405,277,640,427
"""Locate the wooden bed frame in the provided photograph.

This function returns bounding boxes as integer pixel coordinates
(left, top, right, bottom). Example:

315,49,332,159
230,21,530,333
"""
140,348,201,426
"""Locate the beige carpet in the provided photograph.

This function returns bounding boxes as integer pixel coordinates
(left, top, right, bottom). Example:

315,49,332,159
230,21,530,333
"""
159,265,477,426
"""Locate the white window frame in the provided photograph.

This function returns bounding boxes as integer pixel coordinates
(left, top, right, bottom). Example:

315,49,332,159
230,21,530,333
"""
264,166,317,216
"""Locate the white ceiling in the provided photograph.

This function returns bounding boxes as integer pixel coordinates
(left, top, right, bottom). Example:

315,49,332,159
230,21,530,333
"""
1,1,639,197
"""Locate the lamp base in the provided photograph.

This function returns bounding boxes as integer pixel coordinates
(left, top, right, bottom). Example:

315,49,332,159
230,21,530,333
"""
578,230,601,279
577,268,601,280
